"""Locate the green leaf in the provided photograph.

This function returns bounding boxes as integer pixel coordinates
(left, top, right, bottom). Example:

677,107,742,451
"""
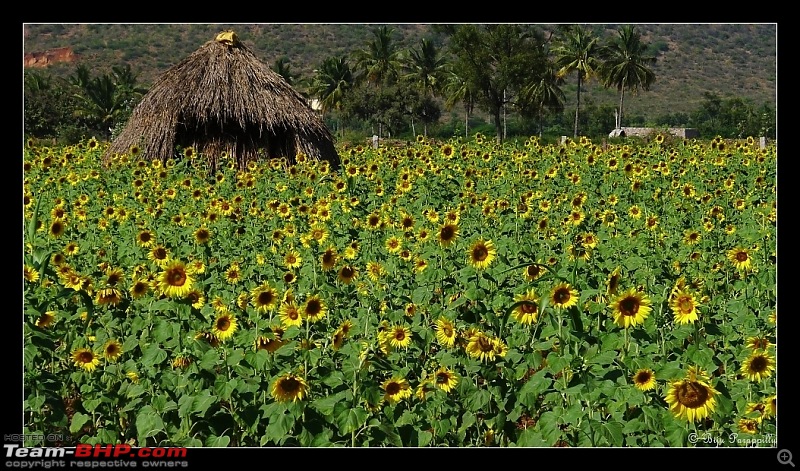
135,407,165,442
515,428,549,447
586,349,619,366
335,405,369,435
518,369,551,408
140,343,167,367
465,388,491,412
312,394,343,418
192,391,218,417
265,413,294,443
417,430,433,447
602,421,624,446
205,435,231,447
198,349,221,371
69,412,91,434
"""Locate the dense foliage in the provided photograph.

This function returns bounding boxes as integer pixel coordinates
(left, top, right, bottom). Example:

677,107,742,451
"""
23,134,777,447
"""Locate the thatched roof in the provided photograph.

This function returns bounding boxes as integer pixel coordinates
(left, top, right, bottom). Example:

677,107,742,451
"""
104,31,340,170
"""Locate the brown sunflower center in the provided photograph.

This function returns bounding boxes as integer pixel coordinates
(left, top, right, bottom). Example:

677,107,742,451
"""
749,355,768,373
167,268,187,286
436,372,449,384
678,297,694,313
619,297,640,316
341,267,354,278
527,266,541,277
442,326,453,337
554,288,571,304
394,330,406,341
306,300,321,316
385,382,401,395
736,251,749,262
520,302,537,314
472,245,488,262
676,381,710,408
153,248,167,259
216,318,231,331
258,292,274,305
440,226,456,241
635,371,652,383
78,351,94,363
280,377,301,394
477,336,493,352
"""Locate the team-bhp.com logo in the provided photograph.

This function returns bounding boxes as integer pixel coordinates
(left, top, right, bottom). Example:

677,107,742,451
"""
5,443,189,468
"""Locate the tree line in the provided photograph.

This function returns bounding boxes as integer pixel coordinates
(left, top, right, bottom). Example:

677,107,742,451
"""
24,24,776,145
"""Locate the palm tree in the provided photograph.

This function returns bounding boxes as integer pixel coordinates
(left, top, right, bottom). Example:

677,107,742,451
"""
599,25,657,129
401,38,449,136
443,70,476,139
353,25,402,88
309,56,355,136
520,62,566,138
272,56,298,87
552,25,602,138
72,74,128,139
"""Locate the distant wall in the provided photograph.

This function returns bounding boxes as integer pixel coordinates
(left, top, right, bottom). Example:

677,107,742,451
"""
613,127,700,139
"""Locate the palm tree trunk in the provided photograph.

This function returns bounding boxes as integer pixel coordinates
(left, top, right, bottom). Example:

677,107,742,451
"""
618,86,626,129
574,73,582,138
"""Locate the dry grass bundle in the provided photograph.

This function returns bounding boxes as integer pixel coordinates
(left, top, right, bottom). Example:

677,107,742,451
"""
104,31,340,171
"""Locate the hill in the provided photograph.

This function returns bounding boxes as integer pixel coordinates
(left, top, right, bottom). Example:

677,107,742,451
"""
22,23,777,123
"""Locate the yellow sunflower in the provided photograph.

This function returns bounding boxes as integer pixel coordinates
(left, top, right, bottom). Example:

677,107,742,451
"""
433,367,459,393
434,317,457,348
741,350,775,382
102,339,123,362
72,347,101,372
670,288,699,324
251,283,279,313
610,287,652,328
302,295,327,323
550,282,579,310
212,310,238,341
157,260,194,299
466,331,497,363
271,373,309,403
468,239,497,270
382,376,412,404
283,249,302,269
279,302,303,328
632,368,656,391
665,369,719,423
512,289,540,325
437,223,459,247
337,265,358,284
726,246,754,272
522,263,547,282
388,325,412,349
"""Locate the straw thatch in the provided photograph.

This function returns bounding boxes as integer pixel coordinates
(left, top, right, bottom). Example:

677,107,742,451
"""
104,31,340,170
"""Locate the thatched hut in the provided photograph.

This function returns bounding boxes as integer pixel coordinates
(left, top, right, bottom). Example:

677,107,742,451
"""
104,30,340,170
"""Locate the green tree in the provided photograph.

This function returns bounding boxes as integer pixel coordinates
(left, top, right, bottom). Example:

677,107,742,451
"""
309,56,355,136
518,61,566,138
353,25,402,88
24,70,78,140
272,56,298,87
598,24,657,129
443,70,477,139
445,24,548,143
400,38,449,137
553,24,602,138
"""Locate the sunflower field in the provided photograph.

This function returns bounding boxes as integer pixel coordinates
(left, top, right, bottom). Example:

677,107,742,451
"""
22,133,777,447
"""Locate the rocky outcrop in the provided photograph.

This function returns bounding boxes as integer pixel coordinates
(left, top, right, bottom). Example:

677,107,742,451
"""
24,47,76,68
